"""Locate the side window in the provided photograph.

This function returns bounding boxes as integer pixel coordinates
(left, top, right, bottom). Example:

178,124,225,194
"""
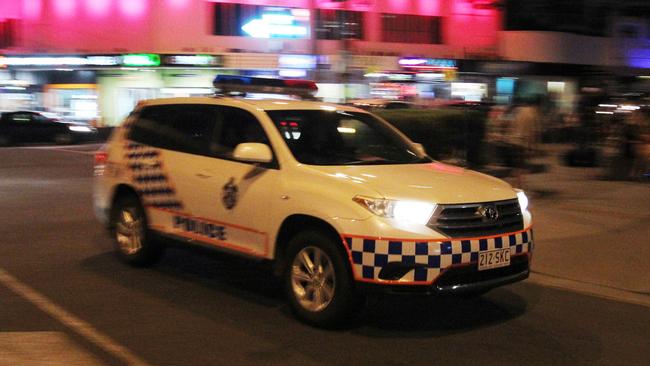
129,105,170,148
169,105,219,155
213,106,269,159
129,104,219,156
8,113,32,123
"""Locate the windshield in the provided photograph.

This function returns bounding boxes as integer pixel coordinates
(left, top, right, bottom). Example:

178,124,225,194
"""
267,109,431,166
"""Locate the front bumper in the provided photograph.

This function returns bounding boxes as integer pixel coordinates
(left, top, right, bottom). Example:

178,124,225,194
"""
342,227,533,292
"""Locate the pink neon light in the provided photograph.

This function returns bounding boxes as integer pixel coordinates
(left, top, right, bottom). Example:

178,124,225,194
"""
23,0,42,20
417,0,440,16
453,0,495,16
387,0,408,13
84,0,111,17
54,0,77,19
0,0,21,20
168,0,191,9
206,0,311,8
119,0,148,18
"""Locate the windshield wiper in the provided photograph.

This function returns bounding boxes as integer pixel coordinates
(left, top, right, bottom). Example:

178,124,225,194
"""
343,159,399,165
413,156,434,163
344,156,433,165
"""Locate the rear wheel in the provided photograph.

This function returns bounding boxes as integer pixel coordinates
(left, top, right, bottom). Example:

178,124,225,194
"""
112,195,163,267
0,134,11,147
284,231,361,327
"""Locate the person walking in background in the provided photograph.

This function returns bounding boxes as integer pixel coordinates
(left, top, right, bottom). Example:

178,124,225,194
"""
503,97,542,189
616,108,643,180
485,103,511,166
630,107,650,180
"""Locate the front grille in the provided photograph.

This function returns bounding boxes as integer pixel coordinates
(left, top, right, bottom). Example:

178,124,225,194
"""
428,198,523,238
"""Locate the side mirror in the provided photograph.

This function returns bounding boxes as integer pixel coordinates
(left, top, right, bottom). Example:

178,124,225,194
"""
233,143,273,163
413,143,426,156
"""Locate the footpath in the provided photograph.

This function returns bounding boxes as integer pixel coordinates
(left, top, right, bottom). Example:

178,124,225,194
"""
489,144,650,305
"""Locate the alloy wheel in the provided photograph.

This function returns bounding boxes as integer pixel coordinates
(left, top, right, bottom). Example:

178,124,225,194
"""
115,208,143,255
290,246,336,312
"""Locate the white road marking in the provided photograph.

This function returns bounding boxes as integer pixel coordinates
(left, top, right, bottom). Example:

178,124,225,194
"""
529,272,650,308
0,332,104,366
48,148,98,156
0,268,152,366
17,144,103,155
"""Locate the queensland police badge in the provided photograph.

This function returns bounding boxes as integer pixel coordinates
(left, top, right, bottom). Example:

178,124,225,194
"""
222,177,238,210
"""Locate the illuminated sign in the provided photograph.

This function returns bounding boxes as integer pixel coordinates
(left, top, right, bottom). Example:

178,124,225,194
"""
0,56,87,66
242,8,310,39
0,55,121,67
122,54,160,67
279,69,308,78
162,55,222,66
278,55,316,69
86,56,121,66
398,58,457,70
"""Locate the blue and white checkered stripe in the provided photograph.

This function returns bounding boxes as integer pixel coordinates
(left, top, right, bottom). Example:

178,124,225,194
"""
124,141,183,210
343,229,533,284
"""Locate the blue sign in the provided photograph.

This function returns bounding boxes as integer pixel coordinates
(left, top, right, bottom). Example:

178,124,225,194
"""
242,8,310,39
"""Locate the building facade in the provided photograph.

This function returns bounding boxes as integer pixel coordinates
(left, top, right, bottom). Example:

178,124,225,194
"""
1,0,649,125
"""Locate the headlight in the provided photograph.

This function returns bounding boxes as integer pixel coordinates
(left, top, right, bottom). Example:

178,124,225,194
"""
353,196,436,225
68,125,93,133
516,189,529,212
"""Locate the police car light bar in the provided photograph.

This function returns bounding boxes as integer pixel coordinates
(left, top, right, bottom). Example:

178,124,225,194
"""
213,75,318,99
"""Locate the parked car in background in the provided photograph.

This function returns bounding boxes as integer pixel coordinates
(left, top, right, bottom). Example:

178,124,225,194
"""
0,111,98,146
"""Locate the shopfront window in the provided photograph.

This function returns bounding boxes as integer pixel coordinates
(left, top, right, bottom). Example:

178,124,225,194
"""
44,85,98,124
381,14,442,44
316,10,364,40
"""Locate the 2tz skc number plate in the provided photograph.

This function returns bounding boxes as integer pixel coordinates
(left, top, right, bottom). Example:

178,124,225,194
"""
478,248,510,271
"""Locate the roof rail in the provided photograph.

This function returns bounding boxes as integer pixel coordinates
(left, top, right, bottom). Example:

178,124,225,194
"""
213,75,318,100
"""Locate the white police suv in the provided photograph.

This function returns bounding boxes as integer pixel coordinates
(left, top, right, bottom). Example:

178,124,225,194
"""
94,76,532,326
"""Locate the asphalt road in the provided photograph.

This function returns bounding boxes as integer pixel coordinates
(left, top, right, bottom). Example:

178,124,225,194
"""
0,145,648,366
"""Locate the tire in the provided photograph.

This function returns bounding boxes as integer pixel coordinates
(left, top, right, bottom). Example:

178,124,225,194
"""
111,194,164,267
0,135,10,147
283,231,361,327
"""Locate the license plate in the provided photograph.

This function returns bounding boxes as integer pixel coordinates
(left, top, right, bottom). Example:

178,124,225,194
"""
478,248,511,271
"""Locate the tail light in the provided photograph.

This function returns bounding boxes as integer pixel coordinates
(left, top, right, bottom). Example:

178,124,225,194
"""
94,150,108,176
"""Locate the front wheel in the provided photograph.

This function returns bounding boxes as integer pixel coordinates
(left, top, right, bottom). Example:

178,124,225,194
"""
284,231,361,327
112,195,163,267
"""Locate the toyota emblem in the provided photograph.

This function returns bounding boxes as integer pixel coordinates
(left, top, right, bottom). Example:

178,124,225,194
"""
477,205,499,221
